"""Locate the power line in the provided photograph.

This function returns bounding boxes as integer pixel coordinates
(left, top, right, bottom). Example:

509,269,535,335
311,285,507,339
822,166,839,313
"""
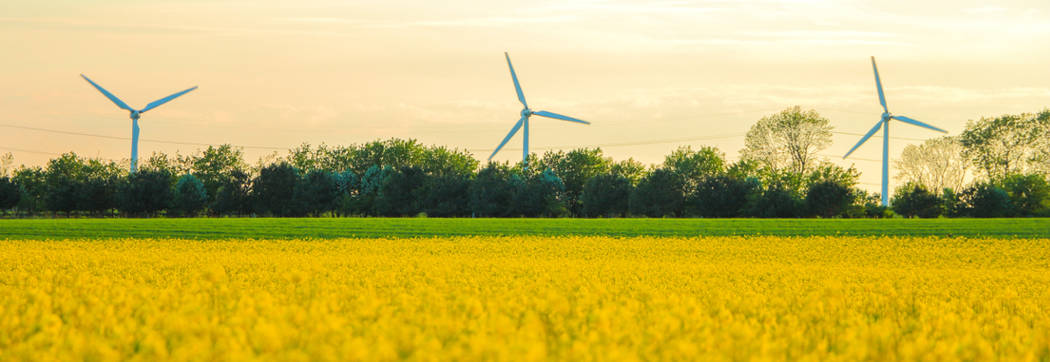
0,123,289,150
818,153,882,163
0,146,61,156
832,131,933,142
467,133,747,153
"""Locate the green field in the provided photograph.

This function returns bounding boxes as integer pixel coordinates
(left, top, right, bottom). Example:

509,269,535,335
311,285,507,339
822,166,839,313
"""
0,217,1047,240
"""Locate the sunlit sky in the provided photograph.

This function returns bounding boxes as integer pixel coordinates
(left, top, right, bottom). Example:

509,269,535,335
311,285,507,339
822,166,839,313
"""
2,0,1048,190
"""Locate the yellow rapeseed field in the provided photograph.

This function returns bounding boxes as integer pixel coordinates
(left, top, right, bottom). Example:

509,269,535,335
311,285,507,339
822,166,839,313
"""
1,236,1048,361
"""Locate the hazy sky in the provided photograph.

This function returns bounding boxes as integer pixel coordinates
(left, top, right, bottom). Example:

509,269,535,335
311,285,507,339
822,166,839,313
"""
2,0,1048,190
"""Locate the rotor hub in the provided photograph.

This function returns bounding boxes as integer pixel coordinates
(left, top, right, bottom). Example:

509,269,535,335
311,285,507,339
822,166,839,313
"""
521,108,532,118
130,110,141,120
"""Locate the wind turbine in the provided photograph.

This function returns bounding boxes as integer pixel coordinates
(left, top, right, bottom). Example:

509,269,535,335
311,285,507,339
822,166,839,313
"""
843,57,947,206
81,74,197,173
488,52,590,171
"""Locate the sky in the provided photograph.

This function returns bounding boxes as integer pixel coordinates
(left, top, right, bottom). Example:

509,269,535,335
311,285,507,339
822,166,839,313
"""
1,0,1048,191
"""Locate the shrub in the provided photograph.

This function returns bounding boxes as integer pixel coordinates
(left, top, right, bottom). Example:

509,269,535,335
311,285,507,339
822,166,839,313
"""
892,183,942,218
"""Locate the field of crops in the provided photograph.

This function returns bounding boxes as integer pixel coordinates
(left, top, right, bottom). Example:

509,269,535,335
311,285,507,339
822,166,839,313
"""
1,217,1049,240
2,235,1048,360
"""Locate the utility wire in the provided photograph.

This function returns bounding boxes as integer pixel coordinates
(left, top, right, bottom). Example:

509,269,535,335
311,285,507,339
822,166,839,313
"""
467,133,747,153
0,146,61,156
2,122,935,159
832,130,933,142
0,123,288,150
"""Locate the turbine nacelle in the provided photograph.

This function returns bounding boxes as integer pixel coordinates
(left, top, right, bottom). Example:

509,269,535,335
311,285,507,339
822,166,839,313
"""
521,108,533,118
130,110,141,120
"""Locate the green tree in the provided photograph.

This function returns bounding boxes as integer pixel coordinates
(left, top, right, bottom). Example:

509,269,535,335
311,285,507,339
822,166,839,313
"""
806,180,855,218
891,183,942,218
581,173,632,217
43,153,87,214
999,174,1050,217
692,175,760,218
536,148,612,216
293,169,341,217
349,139,427,175
940,188,963,218
469,163,516,217
663,146,725,195
334,171,360,217
0,177,20,214
960,182,1011,218
375,166,425,217
746,183,803,218
629,168,685,217
172,174,207,217
285,143,327,172
512,170,567,217
212,169,251,216
120,169,174,216
611,158,646,185
188,145,249,208
252,163,300,217
141,151,191,178
355,165,392,215
12,167,45,215
418,174,471,217
422,146,478,177
959,111,1049,180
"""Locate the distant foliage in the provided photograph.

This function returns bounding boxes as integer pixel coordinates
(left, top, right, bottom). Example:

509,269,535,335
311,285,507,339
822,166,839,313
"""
252,163,300,217
891,183,943,218
895,136,969,192
806,180,854,218
582,173,631,218
999,174,1050,217
0,177,20,212
3,131,1049,218
959,111,1049,180
692,175,759,218
741,106,832,175
629,169,685,217
120,169,173,216
173,174,208,217
959,182,1011,218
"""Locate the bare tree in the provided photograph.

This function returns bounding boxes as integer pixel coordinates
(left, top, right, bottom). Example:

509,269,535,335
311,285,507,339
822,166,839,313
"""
959,111,1050,180
741,106,832,175
0,152,13,177
895,136,969,192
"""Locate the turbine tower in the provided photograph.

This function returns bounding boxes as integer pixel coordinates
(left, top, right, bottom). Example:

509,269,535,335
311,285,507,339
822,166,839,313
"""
843,57,947,206
81,74,197,173
489,52,589,171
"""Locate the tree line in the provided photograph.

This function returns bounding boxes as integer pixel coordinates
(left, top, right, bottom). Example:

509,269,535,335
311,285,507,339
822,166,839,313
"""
0,107,1047,218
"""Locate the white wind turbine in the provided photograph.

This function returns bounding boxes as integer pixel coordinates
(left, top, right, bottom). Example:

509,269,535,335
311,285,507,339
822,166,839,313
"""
488,52,590,171
81,74,197,173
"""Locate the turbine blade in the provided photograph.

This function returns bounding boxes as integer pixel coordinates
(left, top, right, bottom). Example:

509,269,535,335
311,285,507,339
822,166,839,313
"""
488,116,526,161
843,119,884,158
871,57,888,113
141,86,198,113
505,52,528,108
533,110,590,125
80,74,133,111
892,115,947,133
